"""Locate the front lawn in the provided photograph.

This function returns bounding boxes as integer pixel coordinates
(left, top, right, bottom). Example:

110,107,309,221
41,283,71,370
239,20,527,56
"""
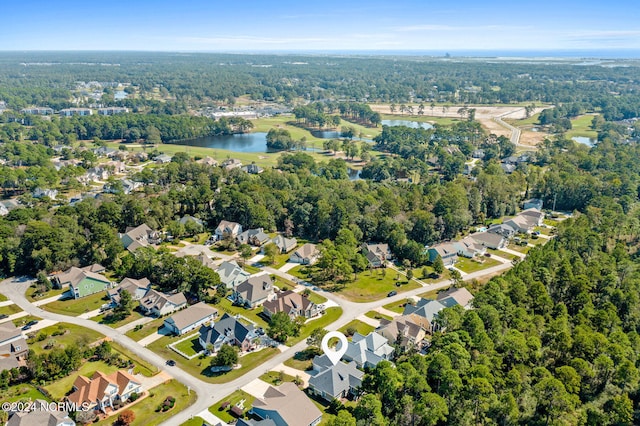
43,291,111,316
337,268,421,303
338,320,375,337
0,304,22,316
382,299,410,314
91,309,145,328
283,348,320,372
181,417,206,426
125,317,166,341
209,390,256,424
508,243,532,254
287,307,342,345
45,361,119,399
455,256,501,273
110,342,158,377
25,286,67,302
94,379,196,426
13,314,41,327
259,371,296,386
365,310,392,321
487,248,520,261
305,291,328,305
29,322,104,354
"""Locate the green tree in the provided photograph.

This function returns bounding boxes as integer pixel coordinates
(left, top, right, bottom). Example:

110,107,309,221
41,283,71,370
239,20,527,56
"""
328,410,356,426
433,256,445,276
268,312,300,343
212,344,238,367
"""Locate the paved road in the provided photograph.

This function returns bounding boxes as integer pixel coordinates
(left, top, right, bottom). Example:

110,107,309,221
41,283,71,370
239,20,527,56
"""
0,255,515,425
493,109,536,149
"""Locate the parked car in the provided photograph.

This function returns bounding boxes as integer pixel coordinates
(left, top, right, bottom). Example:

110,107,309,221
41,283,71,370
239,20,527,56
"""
26,320,38,326
21,325,32,331
387,290,397,297
0,314,8,320
166,359,176,366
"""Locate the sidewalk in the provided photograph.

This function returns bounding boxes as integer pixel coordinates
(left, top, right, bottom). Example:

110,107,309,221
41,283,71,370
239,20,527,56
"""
500,247,526,258
139,330,166,347
116,316,154,333
0,311,28,324
357,314,380,328
33,291,70,307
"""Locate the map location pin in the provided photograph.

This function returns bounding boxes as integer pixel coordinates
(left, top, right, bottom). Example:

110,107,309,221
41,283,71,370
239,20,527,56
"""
321,331,348,366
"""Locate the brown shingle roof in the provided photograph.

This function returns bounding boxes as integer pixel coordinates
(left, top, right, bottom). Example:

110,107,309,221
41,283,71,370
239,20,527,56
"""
252,382,322,426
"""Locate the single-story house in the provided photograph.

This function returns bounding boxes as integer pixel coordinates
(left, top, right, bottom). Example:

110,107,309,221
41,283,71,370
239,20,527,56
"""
67,370,141,413
54,266,111,299
488,223,517,238
270,235,297,254
343,332,394,369
523,198,543,211
138,289,187,317
363,243,392,265
503,215,537,234
237,228,271,247
263,290,320,319
32,188,58,199
216,260,251,289
426,242,458,267
453,237,486,258
250,382,322,426
437,287,475,310
196,156,218,167
0,322,29,373
232,273,275,309
469,232,506,250
155,154,173,164
215,220,243,241
289,243,319,265
107,277,151,304
241,163,264,174
221,158,243,170
179,215,205,229
519,208,545,225
164,302,218,335
199,313,260,353
308,355,364,403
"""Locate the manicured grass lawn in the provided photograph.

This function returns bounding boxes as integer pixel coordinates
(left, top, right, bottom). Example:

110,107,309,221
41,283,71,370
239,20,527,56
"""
505,112,541,127
25,286,67,302
365,310,392,321
45,361,119,399
209,390,256,423
125,316,166,341
288,265,309,280
288,307,342,345
0,304,22,316
305,291,328,304
0,384,50,404
43,291,111,316
272,275,297,291
339,320,375,337
337,268,421,302
242,263,262,274
455,256,502,274
29,322,104,354
148,333,280,384
259,371,296,385
95,379,197,426
91,309,145,328
418,288,443,299
216,298,269,328
283,347,320,371
416,266,451,284
508,243,531,254
173,336,203,357
566,114,598,139
486,248,520,261
534,226,554,236
13,315,41,327
0,294,6,302
110,342,158,377
260,250,295,269
529,237,547,246
382,299,410,314
181,417,206,426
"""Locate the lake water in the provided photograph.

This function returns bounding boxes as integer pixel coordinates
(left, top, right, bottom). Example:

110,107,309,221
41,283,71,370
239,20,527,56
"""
176,132,320,153
572,136,596,147
381,119,433,129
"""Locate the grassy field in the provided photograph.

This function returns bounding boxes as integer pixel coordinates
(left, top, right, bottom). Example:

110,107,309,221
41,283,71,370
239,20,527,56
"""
125,317,166,341
365,310,392,321
29,322,104,354
43,291,111,316
382,299,411,314
110,342,158,377
25,286,67,302
486,248,520,261
91,309,145,328
94,380,196,426
508,243,532,254
180,417,206,426
288,307,342,345
338,320,375,337
305,291,328,305
0,304,22,316
259,370,296,386
566,114,598,139
209,390,256,423
455,256,502,274
337,268,421,302
45,360,119,399
173,336,203,357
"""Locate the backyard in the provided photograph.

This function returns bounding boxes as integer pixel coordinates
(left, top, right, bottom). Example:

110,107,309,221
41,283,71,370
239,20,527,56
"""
338,320,375,337
125,317,166,341
209,390,256,424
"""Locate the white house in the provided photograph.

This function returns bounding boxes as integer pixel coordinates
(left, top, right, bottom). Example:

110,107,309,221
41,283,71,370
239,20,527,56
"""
164,302,218,335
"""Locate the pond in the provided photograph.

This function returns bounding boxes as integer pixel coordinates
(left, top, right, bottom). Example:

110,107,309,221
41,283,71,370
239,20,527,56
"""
381,119,433,130
572,136,596,147
175,132,321,153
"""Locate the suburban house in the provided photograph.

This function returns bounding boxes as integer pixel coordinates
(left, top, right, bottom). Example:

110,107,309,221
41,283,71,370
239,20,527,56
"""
237,228,271,247
343,332,394,369
262,290,320,319
488,223,517,238
523,198,543,211
7,401,75,426
216,261,251,289
196,156,218,167
471,149,485,159
453,236,486,258
363,243,392,268
179,215,204,229
403,299,446,334
192,252,216,269
155,154,173,164
377,314,431,347
519,208,545,225
503,214,538,234
121,179,143,194
0,322,28,372
67,370,142,413
107,277,151,304
288,243,319,265
32,188,58,199
308,355,364,402
469,232,506,250
138,289,187,317
164,302,218,335
118,223,161,252
437,287,475,310
93,146,118,158
221,158,243,170
426,242,459,267
270,235,297,254
249,382,323,426
501,163,516,174
215,220,243,241
198,313,260,353
54,266,111,299
241,163,264,174
232,273,275,308
237,419,276,426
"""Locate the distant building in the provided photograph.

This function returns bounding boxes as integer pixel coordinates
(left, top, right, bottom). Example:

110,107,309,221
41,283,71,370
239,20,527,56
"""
97,107,128,115
270,235,297,254
221,158,243,170
216,260,251,290
155,154,173,164
118,223,161,252
523,198,543,211
107,277,151,304
241,163,264,174
215,220,243,241
20,107,53,115
426,242,458,266
237,228,270,247
377,314,431,347
436,287,475,309
362,243,392,268
59,108,92,117
343,332,394,369
32,188,58,199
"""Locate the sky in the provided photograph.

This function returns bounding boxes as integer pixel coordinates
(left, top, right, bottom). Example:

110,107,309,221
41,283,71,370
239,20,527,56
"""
2,0,640,53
